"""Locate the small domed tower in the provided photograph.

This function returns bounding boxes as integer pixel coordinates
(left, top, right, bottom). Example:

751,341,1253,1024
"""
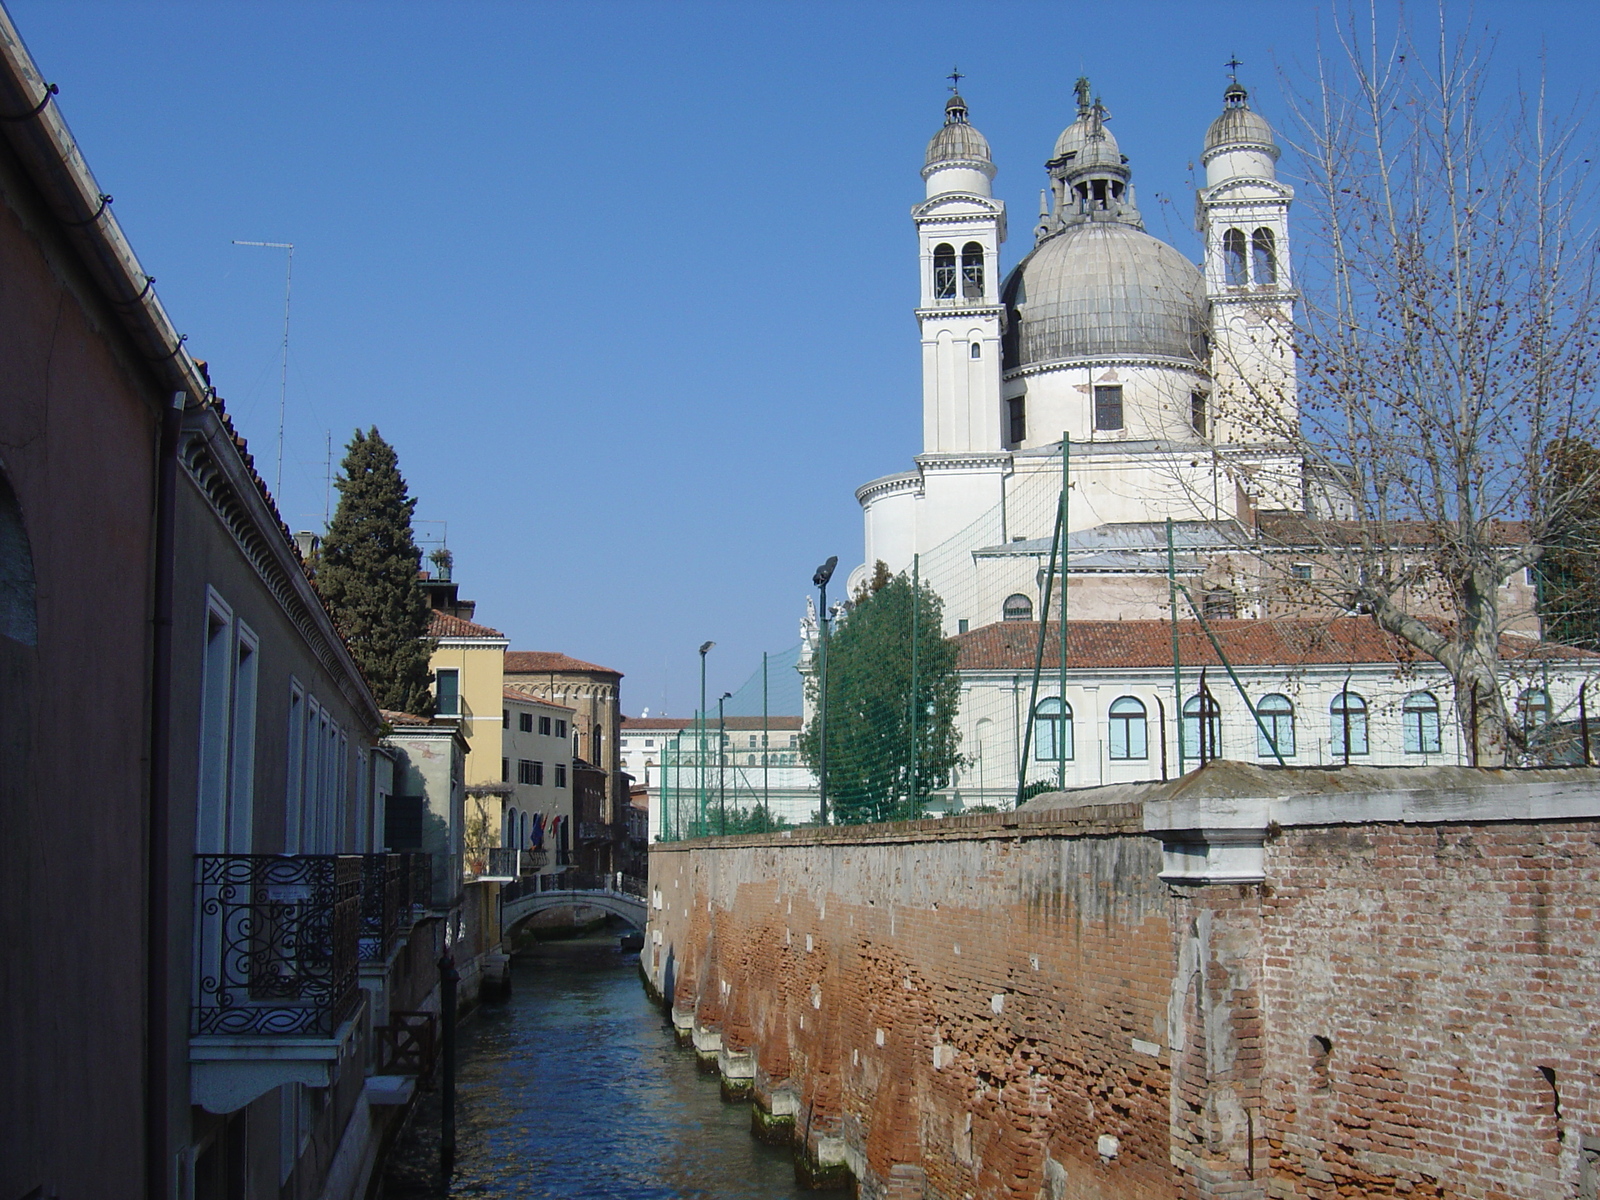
1198,79,1298,455
914,84,1007,453
1037,77,1142,240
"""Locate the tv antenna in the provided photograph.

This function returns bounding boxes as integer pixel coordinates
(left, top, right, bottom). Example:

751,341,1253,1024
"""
232,239,295,499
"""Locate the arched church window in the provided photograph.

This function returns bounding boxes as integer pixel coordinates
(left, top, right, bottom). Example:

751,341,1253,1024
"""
1108,696,1148,760
1256,693,1295,757
933,243,957,300
1251,228,1277,286
1003,594,1033,622
1034,697,1073,761
961,242,984,299
1223,228,1248,287
969,341,982,360
1403,691,1442,754
1330,692,1369,758
0,465,37,646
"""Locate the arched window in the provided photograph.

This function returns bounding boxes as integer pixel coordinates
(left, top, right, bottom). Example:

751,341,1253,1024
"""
1251,228,1277,286
969,341,982,359
933,243,957,299
961,242,984,299
1184,694,1222,760
1003,593,1033,622
0,466,37,646
1108,696,1148,760
520,810,530,849
505,805,519,847
1034,697,1073,761
1519,687,1551,729
1256,694,1295,757
1223,228,1248,287
1402,691,1442,754
1330,692,1369,757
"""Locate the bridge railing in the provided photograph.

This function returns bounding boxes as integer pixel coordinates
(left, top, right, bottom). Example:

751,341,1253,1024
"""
498,869,647,906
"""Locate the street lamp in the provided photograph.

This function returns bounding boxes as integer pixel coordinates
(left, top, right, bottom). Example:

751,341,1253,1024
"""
698,641,714,837
813,556,838,825
718,691,732,835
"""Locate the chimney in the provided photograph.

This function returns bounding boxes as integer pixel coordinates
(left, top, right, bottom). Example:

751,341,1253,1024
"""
294,530,320,560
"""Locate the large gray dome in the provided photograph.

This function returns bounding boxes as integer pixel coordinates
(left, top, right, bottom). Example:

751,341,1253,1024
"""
1001,223,1208,368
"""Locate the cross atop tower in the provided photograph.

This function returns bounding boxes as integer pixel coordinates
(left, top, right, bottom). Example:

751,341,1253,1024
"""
1225,54,1243,82
948,66,963,94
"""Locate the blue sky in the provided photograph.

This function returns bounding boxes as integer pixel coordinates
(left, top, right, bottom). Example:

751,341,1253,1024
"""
10,1,1597,716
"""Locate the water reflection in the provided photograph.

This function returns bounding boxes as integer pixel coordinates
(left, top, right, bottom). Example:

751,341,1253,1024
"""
447,933,807,1200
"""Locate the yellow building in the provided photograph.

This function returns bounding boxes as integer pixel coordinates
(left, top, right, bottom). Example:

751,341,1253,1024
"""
428,609,509,788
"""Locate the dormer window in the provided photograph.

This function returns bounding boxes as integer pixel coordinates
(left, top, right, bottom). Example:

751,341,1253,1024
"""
933,243,957,299
1252,228,1277,286
961,242,984,299
1223,228,1248,287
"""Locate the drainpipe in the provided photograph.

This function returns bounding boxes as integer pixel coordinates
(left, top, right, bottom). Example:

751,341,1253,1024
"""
147,389,186,1200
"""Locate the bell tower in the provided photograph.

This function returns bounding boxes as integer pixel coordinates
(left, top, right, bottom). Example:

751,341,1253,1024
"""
913,79,1007,454
1198,77,1297,446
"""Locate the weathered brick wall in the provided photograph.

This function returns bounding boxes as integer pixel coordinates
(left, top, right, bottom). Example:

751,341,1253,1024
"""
1258,821,1600,1199
647,786,1600,1200
647,807,1180,1200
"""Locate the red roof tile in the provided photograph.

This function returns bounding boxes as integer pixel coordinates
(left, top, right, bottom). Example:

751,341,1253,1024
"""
429,610,505,639
954,617,1597,672
381,709,434,726
502,689,574,711
504,650,622,677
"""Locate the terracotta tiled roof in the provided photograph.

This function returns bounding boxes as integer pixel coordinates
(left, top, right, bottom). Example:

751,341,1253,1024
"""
959,617,1600,672
381,709,434,726
502,689,574,712
429,610,506,639
1256,513,1532,547
504,650,622,677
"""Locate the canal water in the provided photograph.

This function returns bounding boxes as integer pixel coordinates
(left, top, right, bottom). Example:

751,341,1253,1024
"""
436,932,809,1199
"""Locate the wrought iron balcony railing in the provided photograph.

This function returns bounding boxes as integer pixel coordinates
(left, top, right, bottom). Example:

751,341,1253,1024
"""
192,854,361,1038
360,853,404,962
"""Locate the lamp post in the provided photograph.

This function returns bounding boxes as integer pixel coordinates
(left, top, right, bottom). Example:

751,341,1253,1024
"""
813,556,838,825
717,691,732,834
698,641,714,837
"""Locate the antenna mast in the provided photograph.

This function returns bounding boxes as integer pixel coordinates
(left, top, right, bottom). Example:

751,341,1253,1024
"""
232,239,295,499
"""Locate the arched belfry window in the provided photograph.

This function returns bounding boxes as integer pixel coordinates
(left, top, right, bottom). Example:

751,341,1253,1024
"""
0,466,36,646
961,242,984,299
1222,228,1248,288
1251,228,1277,286
1108,696,1148,760
933,243,957,300
1003,594,1033,622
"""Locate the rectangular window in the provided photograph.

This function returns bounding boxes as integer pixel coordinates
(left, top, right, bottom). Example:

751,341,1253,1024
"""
555,719,567,739
519,711,533,733
533,761,544,785
554,764,567,788
1190,391,1207,436
644,738,654,748
502,709,509,728
1291,563,1314,581
958,618,969,634
540,715,552,735
435,668,460,716
1093,385,1124,431
196,596,235,855
501,757,509,782
1007,396,1025,444
229,624,258,853
286,684,305,854
518,759,536,785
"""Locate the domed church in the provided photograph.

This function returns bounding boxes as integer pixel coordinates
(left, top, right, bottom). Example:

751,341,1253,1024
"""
851,77,1310,630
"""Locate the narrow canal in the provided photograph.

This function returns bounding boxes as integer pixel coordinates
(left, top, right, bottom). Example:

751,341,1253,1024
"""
411,931,809,1199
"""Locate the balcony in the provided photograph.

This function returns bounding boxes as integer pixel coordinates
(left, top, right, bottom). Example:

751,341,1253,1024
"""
578,821,612,843
190,852,429,1114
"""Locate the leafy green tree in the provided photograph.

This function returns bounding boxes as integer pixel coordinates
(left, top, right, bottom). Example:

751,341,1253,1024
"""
800,571,961,824
1539,438,1600,649
316,428,435,714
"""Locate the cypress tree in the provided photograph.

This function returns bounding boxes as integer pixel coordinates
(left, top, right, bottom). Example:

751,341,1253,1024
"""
317,428,436,715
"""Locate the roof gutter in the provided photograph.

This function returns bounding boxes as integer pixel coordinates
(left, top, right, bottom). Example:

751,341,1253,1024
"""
0,10,209,408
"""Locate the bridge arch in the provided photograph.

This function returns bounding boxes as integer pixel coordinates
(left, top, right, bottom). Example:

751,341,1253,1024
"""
502,887,647,937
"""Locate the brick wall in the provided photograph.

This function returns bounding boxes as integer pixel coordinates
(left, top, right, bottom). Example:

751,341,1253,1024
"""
645,777,1600,1200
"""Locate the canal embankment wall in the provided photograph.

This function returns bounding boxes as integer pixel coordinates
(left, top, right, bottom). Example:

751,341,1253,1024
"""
643,763,1600,1200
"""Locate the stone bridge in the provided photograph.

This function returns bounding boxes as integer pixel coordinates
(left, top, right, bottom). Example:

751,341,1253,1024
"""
501,871,647,935
643,763,1600,1200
